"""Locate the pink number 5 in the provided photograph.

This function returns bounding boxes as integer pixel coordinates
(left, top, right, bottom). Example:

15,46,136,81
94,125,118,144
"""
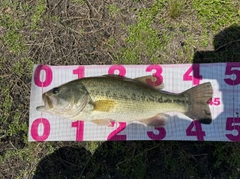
226,117,240,141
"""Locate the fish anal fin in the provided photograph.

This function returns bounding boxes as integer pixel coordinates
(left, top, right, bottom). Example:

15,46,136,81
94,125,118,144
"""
94,100,115,112
140,113,169,127
183,82,213,124
91,119,114,126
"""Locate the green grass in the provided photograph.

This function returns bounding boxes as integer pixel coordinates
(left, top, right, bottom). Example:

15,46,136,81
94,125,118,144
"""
116,1,170,64
0,0,240,178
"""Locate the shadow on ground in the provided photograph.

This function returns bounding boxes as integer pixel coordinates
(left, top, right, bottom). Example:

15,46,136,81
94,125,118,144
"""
32,141,228,179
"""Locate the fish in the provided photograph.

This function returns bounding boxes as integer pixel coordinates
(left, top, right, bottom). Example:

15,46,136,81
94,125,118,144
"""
36,75,213,127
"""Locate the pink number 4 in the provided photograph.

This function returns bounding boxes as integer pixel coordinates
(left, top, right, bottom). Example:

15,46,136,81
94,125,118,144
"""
183,64,202,85
186,121,206,141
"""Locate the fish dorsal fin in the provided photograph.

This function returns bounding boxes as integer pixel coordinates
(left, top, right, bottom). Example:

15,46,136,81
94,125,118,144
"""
103,75,164,90
134,76,164,90
94,100,115,112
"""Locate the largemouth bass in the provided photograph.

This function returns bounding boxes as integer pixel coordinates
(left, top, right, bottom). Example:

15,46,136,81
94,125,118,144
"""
36,75,213,127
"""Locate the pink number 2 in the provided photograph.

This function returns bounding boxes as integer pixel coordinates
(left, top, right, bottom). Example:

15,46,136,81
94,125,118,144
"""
108,65,126,76
107,122,126,141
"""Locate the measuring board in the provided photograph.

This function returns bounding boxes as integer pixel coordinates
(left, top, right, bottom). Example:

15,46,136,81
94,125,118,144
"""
28,63,240,142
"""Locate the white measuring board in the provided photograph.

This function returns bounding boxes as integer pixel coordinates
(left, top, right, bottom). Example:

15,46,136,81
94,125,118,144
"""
28,63,240,142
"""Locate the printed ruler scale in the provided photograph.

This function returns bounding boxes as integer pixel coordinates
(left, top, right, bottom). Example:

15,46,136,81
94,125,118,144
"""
28,63,240,142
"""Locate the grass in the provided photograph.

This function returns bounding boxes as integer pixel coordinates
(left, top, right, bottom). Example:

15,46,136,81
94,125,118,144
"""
0,0,240,178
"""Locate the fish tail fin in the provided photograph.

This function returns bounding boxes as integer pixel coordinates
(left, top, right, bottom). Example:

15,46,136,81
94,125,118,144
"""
182,82,213,124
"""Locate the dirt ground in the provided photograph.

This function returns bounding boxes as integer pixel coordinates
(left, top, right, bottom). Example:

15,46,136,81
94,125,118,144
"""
1,0,240,178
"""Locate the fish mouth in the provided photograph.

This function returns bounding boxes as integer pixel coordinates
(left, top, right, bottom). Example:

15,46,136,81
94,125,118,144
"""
36,93,56,112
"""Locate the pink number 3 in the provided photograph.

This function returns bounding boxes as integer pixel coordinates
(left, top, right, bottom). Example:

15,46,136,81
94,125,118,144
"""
147,127,166,140
145,65,163,86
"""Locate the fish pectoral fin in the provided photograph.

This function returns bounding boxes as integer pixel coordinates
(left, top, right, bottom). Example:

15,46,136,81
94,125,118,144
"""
91,119,114,126
94,100,115,112
140,113,169,127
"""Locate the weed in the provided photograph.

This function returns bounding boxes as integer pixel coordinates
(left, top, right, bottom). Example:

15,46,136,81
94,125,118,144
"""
193,0,239,32
117,1,169,64
168,0,186,18
31,0,46,29
108,4,121,17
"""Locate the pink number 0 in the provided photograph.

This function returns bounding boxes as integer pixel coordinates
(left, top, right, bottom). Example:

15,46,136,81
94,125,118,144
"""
108,65,126,76
34,65,53,87
31,118,50,141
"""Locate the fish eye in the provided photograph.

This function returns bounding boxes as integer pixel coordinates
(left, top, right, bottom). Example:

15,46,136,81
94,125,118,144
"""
52,87,59,94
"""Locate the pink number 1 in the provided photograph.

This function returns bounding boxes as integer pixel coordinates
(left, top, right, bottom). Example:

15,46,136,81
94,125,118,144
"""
72,121,84,141
73,66,85,78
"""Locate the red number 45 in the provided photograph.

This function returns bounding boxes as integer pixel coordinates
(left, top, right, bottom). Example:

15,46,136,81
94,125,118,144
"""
207,98,220,106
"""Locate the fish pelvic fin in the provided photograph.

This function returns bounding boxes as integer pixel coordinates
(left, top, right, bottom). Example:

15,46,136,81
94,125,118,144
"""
91,119,114,126
183,82,213,124
94,100,115,112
